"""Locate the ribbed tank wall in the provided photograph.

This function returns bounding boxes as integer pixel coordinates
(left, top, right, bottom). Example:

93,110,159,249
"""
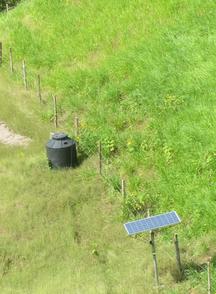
46,133,77,169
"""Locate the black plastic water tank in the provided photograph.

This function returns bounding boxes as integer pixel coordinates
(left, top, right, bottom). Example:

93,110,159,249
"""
46,132,77,169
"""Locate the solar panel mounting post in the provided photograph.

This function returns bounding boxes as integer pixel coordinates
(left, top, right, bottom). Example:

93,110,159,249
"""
150,232,159,290
174,234,183,279
124,211,181,291
148,209,160,290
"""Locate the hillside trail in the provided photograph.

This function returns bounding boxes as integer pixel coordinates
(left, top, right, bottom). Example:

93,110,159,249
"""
0,121,31,146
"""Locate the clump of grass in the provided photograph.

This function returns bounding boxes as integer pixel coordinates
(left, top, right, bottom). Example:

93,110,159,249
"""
1,0,216,292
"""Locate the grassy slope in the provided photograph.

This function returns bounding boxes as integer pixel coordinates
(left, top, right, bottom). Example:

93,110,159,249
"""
0,75,152,294
1,0,216,292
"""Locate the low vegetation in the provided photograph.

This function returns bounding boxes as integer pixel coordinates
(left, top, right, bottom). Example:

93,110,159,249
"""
0,0,216,292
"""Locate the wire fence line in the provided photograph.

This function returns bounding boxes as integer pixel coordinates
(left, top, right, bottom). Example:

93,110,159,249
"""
155,243,216,294
0,43,215,293
1,44,129,202
0,42,128,203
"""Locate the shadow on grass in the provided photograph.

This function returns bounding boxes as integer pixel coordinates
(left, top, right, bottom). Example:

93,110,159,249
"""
77,150,89,166
171,260,209,283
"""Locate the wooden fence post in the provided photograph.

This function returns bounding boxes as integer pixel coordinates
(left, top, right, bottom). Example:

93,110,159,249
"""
9,48,14,73
0,42,2,66
174,234,183,279
6,4,9,13
74,116,79,152
121,179,126,198
37,74,42,103
75,116,79,137
98,141,102,175
207,261,211,294
22,60,27,90
52,95,58,128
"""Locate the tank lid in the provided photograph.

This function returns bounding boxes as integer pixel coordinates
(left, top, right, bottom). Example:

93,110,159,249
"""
52,132,68,140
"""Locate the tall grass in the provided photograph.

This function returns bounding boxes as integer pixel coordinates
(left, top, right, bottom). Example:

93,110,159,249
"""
1,0,216,292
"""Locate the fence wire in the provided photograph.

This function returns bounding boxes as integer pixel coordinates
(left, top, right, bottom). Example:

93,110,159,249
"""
1,44,216,294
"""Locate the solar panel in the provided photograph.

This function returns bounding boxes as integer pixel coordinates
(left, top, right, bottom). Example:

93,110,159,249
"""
124,211,181,235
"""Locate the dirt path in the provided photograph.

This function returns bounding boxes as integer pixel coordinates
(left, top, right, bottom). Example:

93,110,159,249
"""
0,122,31,146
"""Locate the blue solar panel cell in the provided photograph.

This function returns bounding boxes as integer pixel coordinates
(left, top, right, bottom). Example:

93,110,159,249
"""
124,211,181,235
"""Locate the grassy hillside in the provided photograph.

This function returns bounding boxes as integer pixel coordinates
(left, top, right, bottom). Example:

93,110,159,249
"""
1,0,216,293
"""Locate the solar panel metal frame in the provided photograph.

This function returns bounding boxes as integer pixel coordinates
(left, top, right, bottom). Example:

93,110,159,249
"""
124,211,181,235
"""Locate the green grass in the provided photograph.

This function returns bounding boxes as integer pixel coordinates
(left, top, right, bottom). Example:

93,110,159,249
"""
1,0,216,292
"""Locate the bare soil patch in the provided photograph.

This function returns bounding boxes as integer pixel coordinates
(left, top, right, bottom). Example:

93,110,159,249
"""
0,122,31,146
